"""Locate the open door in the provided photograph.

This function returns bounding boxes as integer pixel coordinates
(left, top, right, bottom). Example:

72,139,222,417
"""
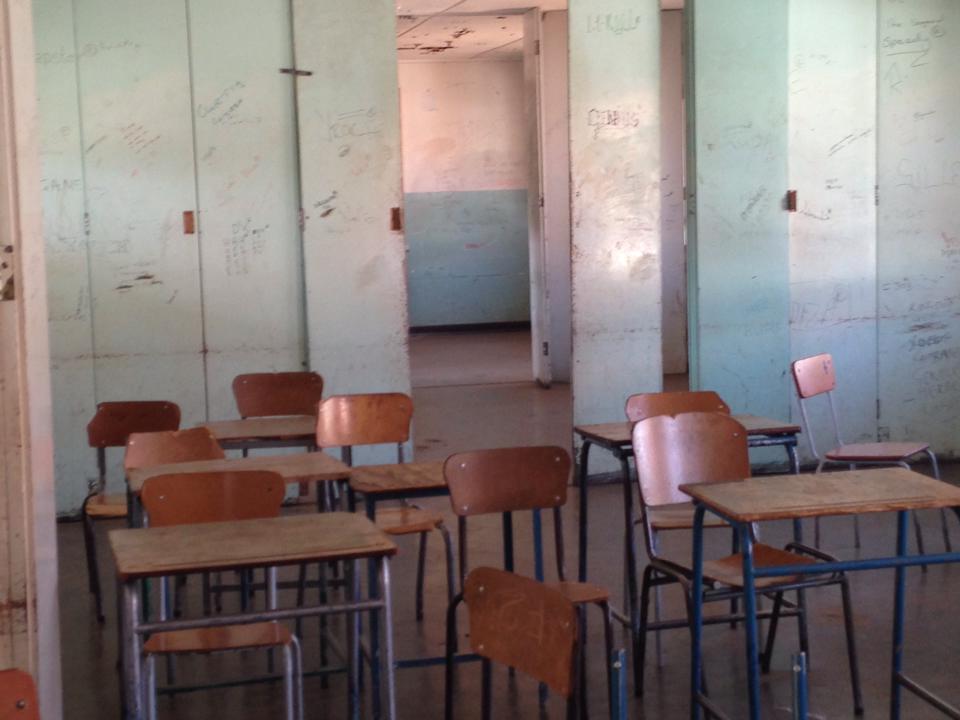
524,8,552,387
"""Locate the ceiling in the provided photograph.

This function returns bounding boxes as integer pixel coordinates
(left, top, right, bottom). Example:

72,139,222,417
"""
396,1,684,62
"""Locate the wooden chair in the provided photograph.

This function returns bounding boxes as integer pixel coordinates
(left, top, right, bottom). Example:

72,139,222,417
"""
314,393,454,621
232,372,324,418
82,400,180,621
140,470,302,720
445,567,583,720
443,446,614,717
631,412,862,714
624,391,733,666
125,427,226,615
0,669,39,720
792,353,951,551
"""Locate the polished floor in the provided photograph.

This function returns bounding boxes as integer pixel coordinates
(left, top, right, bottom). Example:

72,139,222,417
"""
58,332,960,719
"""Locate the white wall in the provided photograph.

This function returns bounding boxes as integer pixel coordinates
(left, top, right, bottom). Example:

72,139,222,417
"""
399,61,527,193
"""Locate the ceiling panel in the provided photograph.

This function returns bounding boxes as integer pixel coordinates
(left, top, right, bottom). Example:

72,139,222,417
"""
397,14,524,62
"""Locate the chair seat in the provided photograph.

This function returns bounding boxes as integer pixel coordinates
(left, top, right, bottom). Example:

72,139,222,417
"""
547,581,610,605
703,544,819,589
376,506,444,536
825,442,929,463
144,621,292,655
84,493,128,519
647,503,730,531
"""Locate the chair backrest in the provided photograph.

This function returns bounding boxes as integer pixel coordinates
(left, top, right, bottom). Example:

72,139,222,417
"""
232,372,324,418
444,446,570,517
140,470,285,527
86,401,181,448
464,567,577,698
632,412,750,508
624,390,730,423
315,393,413,448
791,353,836,399
0,669,39,720
124,427,225,472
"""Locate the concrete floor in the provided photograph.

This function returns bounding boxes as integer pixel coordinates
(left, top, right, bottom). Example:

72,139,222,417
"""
410,330,534,388
56,332,960,719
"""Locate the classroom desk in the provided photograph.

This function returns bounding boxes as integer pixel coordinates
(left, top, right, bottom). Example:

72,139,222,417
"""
110,513,398,720
200,415,316,452
681,467,960,720
126,450,349,497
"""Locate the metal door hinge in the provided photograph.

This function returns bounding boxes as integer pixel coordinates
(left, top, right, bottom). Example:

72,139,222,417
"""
875,185,879,206
542,341,549,356
534,39,540,55
298,208,305,232
279,68,313,77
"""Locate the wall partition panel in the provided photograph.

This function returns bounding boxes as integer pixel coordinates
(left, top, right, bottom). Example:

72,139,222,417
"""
687,0,790,420
74,0,207,463
291,0,411,464
877,0,960,454
33,0,98,510
788,0,878,459
187,0,306,422
569,0,662,449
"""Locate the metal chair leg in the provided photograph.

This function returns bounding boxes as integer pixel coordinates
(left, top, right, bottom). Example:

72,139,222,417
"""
481,657,492,720
760,592,783,673
415,532,428,621
283,643,295,720
839,576,864,715
636,565,655,696
601,602,614,718
81,501,105,623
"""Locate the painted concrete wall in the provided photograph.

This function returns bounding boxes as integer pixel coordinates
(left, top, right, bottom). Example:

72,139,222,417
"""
399,60,530,327
688,0,790,421
877,0,960,455
293,0,411,466
569,0,662,448
788,0,878,459
540,10,573,382
660,9,687,374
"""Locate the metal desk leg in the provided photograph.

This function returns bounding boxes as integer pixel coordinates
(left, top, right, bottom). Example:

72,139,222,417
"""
740,523,762,720
690,504,706,720
533,509,544,582
619,452,641,696
380,558,397,720
121,581,144,720
502,511,515,572
890,510,909,720
578,440,592,583
365,496,383,720
348,560,361,720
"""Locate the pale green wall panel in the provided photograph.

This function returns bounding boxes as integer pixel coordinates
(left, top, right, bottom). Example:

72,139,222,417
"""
689,0,790,419
878,0,960,454
34,0,98,510
569,0,662,447
187,0,305,422
74,0,206,490
405,189,530,327
788,0,878,460
292,0,411,464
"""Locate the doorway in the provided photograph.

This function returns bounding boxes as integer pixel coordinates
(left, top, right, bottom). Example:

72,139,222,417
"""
397,13,564,389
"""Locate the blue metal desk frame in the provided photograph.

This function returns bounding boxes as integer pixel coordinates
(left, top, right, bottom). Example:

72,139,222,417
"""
689,502,960,720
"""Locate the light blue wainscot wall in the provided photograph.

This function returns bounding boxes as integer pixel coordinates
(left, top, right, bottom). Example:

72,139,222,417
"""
405,189,531,327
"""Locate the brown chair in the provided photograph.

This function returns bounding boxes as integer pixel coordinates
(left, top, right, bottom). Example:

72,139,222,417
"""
445,567,582,720
0,669,39,720
82,400,180,621
792,352,951,551
125,427,227,615
443,446,614,717
631,412,862,714
314,393,454,621
624,391,733,666
140,471,302,720
232,372,324,419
